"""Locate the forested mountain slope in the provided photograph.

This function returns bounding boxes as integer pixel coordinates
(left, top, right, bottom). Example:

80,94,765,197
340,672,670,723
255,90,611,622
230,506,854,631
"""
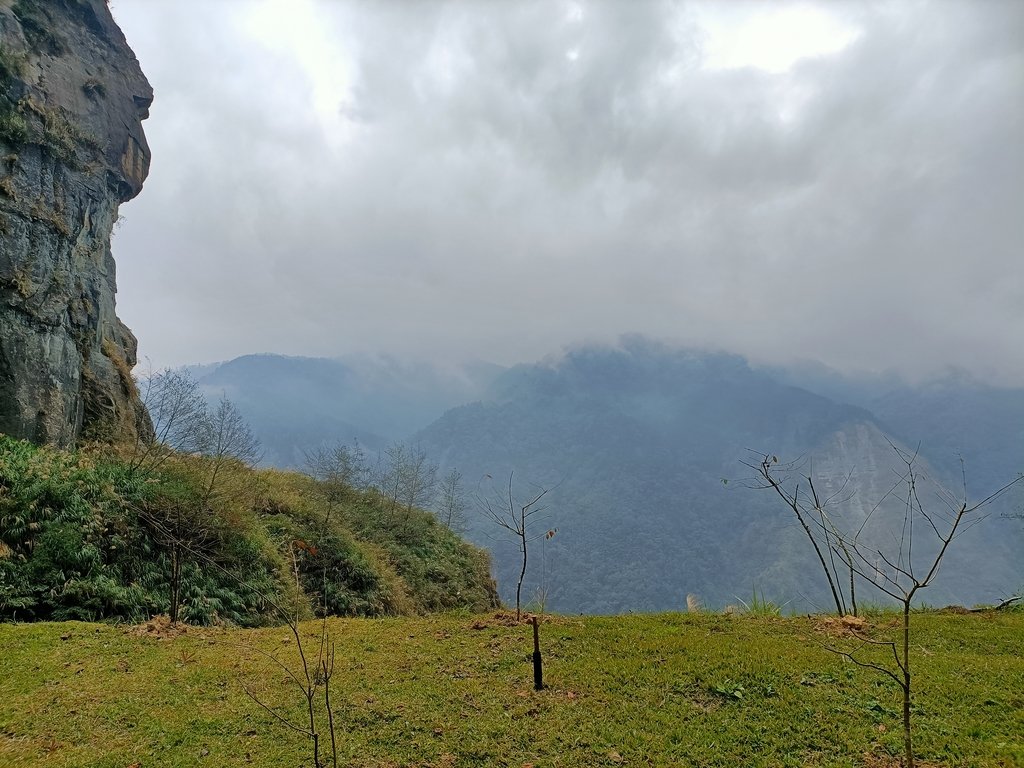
415,339,1023,613
770,364,1024,498
867,376,1024,496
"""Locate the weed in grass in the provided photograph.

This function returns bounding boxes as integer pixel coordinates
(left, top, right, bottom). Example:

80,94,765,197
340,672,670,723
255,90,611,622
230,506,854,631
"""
710,679,746,701
732,587,787,616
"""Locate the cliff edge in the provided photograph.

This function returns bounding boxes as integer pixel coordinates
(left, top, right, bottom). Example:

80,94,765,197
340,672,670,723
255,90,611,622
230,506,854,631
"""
0,0,151,446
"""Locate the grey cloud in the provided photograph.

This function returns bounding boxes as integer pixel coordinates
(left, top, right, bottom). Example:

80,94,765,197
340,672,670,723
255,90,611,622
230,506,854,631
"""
110,0,1023,383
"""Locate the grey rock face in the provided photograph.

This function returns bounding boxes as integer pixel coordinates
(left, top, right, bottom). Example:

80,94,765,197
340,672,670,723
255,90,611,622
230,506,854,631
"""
0,0,152,446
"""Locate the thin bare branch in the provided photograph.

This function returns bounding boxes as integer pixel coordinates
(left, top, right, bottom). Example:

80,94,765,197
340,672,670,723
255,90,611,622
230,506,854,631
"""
822,470,856,507
825,646,903,687
242,685,312,736
849,633,907,675
874,547,916,586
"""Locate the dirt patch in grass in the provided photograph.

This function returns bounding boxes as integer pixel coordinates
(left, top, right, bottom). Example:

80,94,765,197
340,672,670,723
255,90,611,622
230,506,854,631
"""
860,751,944,768
814,614,871,638
468,610,536,630
125,614,192,640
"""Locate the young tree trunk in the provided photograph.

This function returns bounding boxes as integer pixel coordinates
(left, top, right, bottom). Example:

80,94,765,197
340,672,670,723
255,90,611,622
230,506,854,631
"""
751,458,847,615
516,523,527,621
169,542,181,625
795,510,846,615
845,545,858,618
902,602,913,768
480,474,551,623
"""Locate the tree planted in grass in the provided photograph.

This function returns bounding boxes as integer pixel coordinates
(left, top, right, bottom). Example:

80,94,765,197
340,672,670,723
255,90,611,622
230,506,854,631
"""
242,542,340,768
371,443,438,530
759,443,1022,768
742,451,857,616
132,373,262,625
305,440,370,494
195,394,262,503
825,447,1020,768
135,476,214,626
131,366,208,472
480,473,552,621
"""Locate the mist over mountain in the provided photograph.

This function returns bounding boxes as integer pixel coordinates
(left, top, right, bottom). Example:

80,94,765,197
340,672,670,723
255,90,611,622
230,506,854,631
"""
867,378,1024,498
769,363,1024,498
186,338,1024,613
190,354,504,467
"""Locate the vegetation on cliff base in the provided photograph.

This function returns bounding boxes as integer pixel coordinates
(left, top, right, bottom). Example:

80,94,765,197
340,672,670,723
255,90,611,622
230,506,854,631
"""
0,435,497,625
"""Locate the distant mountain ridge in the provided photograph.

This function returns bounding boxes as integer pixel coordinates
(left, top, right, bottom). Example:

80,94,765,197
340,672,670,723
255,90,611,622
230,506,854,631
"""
182,339,1024,612
190,353,504,467
768,362,1024,494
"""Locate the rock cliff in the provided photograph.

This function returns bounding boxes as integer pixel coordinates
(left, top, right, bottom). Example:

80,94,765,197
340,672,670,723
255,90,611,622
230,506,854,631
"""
0,0,151,446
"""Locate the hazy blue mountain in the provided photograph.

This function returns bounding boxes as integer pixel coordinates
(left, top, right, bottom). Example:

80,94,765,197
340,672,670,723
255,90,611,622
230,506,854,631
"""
181,341,1023,613
414,338,1023,613
192,353,504,467
866,374,1024,497
769,364,1024,500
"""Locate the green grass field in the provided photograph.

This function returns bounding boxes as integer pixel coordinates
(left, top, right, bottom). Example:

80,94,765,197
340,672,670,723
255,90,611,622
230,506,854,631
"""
1,610,1022,767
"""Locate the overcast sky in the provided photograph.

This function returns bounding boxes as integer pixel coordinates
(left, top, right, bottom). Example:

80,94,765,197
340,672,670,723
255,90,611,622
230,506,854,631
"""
109,0,1023,384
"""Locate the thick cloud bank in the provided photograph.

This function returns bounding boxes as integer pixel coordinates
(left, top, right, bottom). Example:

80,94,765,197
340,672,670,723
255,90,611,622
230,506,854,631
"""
111,0,1023,384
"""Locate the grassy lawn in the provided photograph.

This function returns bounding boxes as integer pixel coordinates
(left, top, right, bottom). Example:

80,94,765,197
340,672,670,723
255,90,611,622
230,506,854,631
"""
1,610,1021,767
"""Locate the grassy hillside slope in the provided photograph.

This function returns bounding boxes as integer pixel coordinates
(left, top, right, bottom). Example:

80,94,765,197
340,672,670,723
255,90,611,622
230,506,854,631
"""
0,435,497,624
1,611,1021,767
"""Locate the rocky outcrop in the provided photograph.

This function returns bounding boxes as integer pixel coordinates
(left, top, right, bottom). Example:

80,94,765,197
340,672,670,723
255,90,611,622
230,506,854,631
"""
0,0,152,446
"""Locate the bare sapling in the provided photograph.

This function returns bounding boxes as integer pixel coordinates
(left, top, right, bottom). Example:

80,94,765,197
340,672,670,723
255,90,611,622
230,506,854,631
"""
130,365,207,473
816,444,1022,768
242,542,340,768
743,451,858,616
480,472,553,621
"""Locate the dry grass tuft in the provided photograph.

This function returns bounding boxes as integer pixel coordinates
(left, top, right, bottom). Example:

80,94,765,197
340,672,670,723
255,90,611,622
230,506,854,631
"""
814,614,871,638
125,614,192,640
